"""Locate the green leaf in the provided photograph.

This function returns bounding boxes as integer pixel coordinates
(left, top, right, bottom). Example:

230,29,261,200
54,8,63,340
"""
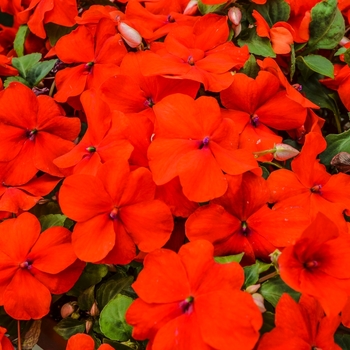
260,311,275,334
45,23,76,46
335,47,347,56
297,55,334,78
4,76,31,88
239,54,259,78
67,263,108,297
320,129,350,165
14,25,29,57
290,44,296,80
103,339,136,350
238,28,276,58
307,0,345,52
253,0,290,26
78,285,95,311
39,214,67,231
255,260,272,274
261,166,270,179
97,276,134,310
335,334,350,349
26,59,57,86
345,48,350,67
244,263,259,287
100,294,133,341
197,0,227,15
214,253,244,264
260,276,300,307
12,53,42,78
53,318,86,340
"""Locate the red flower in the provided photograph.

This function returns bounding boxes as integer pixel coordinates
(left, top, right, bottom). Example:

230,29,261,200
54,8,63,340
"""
258,293,341,350
66,334,114,350
148,93,260,202
126,240,262,349
0,212,84,320
0,82,80,185
278,213,350,316
59,159,173,264
0,327,13,350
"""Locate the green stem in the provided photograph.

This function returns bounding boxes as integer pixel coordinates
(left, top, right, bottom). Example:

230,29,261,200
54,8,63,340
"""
258,271,278,283
49,79,56,97
260,161,284,169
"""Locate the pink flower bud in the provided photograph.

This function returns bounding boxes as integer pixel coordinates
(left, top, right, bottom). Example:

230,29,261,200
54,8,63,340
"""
184,0,198,15
340,36,350,46
117,22,142,48
273,143,299,161
234,23,242,38
246,284,261,294
60,302,76,318
89,302,99,317
228,7,242,26
252,293,266,313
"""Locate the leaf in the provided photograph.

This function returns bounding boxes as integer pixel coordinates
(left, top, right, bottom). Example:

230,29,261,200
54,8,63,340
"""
345,48,350,67
26,59,57,86
78,285,95,311
260,276,300,307
239,54,259,78
307,0,345,52
214,253,244,264
260,311,275,334
103,339,136,350
14,25,29,57
45,23,76,46
22,320,41,350
238,28,276,58
197,0,227,15
100,294,133,342
297,55,334,78
4,76,31,88
261,166,270,179
244,263,259,287
290,44,296,80
335,334,350,349
12,53,42,78
335,47,347,56
53,318,86,340
67,263,108,297
253,0,290,26
39,214,67,231
97,276,134,310
255,260,272,274
320,130,350,165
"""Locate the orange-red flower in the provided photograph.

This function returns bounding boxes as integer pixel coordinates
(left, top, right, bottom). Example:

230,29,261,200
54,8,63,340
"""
0,212,84,320
0,327,12,350
258,293,341,350
59,159,173,264
66,334,114,350
278,213,350,316
126,240,262,349
148,93,260,202
0,82,80,185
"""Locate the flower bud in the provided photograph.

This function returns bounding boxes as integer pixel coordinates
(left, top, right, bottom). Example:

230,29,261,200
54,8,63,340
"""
85,319,93,334
89,302,100,317
252,293,266,313
273,143,299,161
340,36,350,46
233,23,242,38
228,7,242,26
117,22,142,48
269,249,281,266
60,302,76,318
246,284,261,294
183,0,198,15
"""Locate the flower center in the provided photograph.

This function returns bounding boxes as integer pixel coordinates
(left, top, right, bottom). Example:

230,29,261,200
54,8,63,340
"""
26,129,37,141
144,97,154,108
86,146,96,152
19,260,32,269
109,207,119,220
199,136,210,149
187,55,195,66
250,114,259,127
310,184,322,194
180,296,194,314
304,260,318,269
241,221,250,236
84,61,94,73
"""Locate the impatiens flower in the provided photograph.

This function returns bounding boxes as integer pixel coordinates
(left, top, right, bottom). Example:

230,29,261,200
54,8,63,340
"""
59,159,173,264
66,334,114,350
258,293,341,350
148,93,260,202
186,172,309,265
278,213,350,316
0,327,12,350
126,240,262,349
0,82,80,185
0,212,84,320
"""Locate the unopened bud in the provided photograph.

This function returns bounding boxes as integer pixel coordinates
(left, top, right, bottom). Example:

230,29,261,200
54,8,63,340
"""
60,302,76,318
233,23,242,38
85,319,93,334
228,7,242,26
246,284,261,294
269,249,281,267
118,22,142,48
252,293,266,313
89,302,99,317
273,143,299,161
184,0,198,15
340,36,350,46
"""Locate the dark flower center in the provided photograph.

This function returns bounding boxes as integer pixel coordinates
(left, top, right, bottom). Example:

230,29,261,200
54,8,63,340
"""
19,260,32,270
109,207,119,220
199,136,210,149
180,296,194,314
250,114,259,127
144,97,155,108
304,260,318,269
84,61,94,72
86,146,96,153
26,129,37,141
187,56,195,66
310,184,322,194
241,221,250,236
